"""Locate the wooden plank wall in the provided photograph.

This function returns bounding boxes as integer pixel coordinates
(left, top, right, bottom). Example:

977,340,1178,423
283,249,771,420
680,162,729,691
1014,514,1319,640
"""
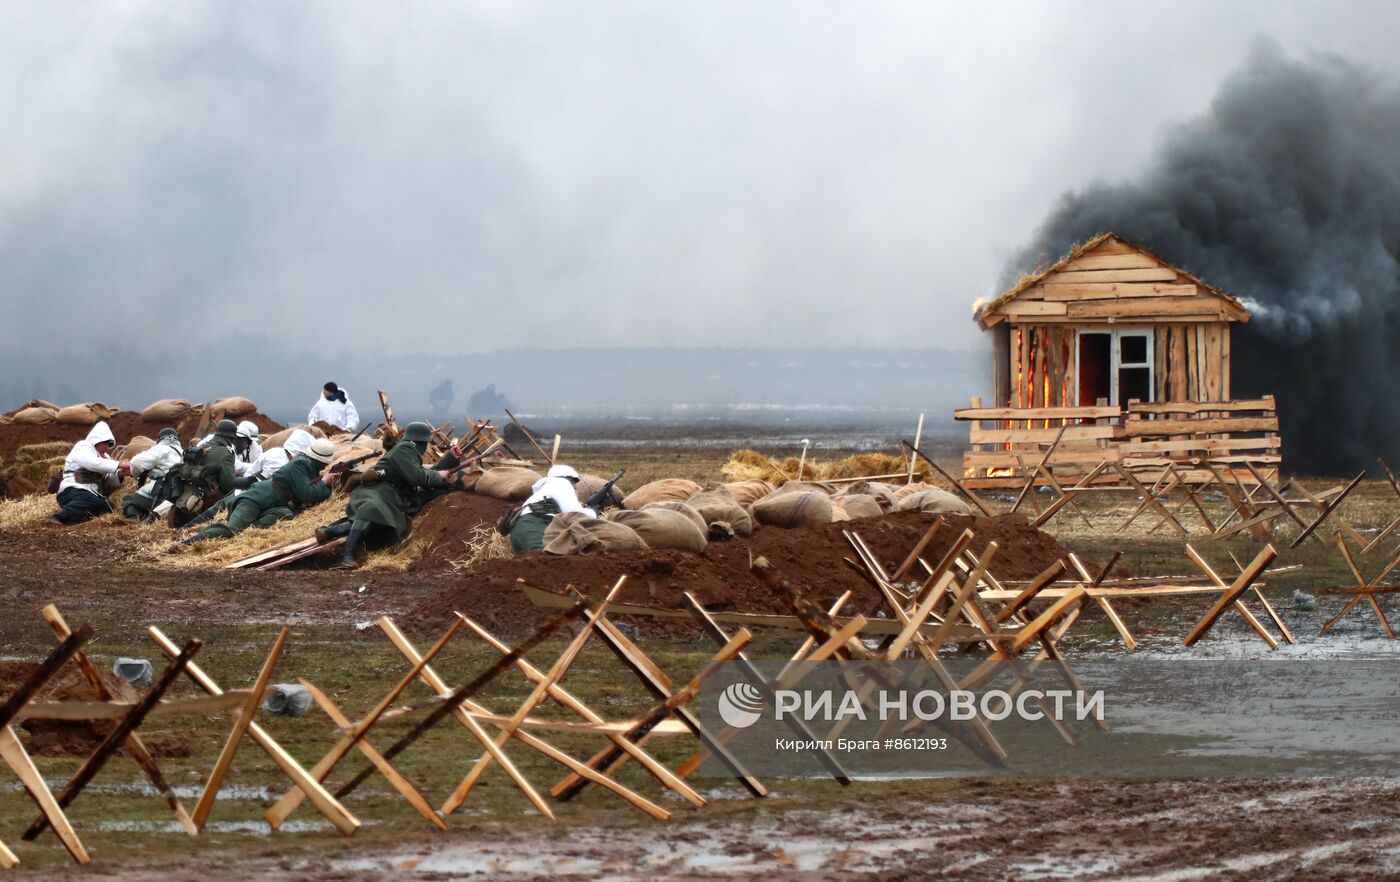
1152,322,1229,402
1009,324,1076,409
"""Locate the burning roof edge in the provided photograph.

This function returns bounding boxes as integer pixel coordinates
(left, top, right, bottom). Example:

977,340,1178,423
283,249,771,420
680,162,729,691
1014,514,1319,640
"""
974,232,1251,329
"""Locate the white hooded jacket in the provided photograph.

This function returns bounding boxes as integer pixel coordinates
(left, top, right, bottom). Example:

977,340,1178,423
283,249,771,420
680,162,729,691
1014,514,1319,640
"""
521,476,595,518
242,429,314,483
307,392,359,431
129,435,184,499
59,422,122,496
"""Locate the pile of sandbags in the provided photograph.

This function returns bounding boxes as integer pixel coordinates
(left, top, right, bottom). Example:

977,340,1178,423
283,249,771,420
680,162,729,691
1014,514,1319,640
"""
605,508,708,553
751,490,834,529
622,478,701,510
12,406,56,425
213,396,257,417
543,512,649,556
477,466,543,501
837,480,901,512
897,486,973,515
141,399,192,422
683,487,754,538
55,402,119,426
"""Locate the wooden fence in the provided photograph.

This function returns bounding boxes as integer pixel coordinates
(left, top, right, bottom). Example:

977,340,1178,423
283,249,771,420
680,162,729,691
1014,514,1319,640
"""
957,395,1280,488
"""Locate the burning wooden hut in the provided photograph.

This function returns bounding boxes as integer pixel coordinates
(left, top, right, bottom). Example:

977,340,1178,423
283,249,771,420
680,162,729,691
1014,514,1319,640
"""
959,233,1280,487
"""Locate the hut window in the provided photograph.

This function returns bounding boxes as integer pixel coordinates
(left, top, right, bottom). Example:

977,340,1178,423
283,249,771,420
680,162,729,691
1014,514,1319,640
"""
1076,329,1154,407
1116,331,1153,407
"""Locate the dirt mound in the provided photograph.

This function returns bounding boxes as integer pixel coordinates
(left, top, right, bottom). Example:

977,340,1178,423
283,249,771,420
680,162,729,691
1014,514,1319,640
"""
0,409,284,464
407,491,520,572
408,510,1077,636
0,660,191,758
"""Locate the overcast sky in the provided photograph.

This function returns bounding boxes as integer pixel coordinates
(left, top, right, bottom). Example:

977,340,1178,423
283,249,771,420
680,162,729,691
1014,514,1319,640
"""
2,1,1397,356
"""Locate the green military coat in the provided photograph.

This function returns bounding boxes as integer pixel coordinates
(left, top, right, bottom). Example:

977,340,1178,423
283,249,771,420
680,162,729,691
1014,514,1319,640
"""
345,441,458,539
199,441,240,494
239,456,331,513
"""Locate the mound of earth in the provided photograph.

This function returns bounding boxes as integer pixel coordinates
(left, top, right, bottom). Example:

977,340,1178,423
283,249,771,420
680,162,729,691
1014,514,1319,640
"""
407,501,1077,635
407,492,517,571
0,660,191,758
0,409,284,464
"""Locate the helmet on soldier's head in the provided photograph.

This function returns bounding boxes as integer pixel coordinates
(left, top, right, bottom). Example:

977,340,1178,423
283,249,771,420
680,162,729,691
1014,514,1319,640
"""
214,419,238,439
403,422,433,444
157,427,179,444
304,438,336,464
236,420,259,440
547,464,581,482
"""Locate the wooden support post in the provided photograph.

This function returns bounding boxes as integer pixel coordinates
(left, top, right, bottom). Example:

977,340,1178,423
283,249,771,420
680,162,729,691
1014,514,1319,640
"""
1012,424,1067,515
332,604,586,800
1183,545,1279,646
1183,546,1279,651
23,640,201,842
1289,471,1366,549
41,605,197,836
1114,463,1187,534
1067,554,1138,651
504,408,553,465
906,412,924,484
266,618,464,828
149,626,360,836
196,628,288,830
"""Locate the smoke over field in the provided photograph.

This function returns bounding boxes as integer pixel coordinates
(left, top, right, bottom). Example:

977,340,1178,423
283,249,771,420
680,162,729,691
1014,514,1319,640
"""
1011,44,1400,473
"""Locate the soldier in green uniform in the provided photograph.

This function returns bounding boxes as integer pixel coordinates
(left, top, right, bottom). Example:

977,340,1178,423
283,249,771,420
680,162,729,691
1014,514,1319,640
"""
316,421,459,569
186,438,339,542
170,420,255,527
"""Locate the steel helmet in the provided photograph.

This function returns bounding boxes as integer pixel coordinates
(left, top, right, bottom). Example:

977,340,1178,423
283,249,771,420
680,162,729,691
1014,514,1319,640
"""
304,438,336,464
214,419,238,439
547,464,581,482
157,427,180,444
236,420,259,440
403,421,433,444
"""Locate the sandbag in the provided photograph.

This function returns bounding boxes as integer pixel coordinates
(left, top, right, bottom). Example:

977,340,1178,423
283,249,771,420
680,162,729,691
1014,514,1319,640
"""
830,499,852,522
265,424,325,449
751,490,833,529
768,480,834,498
838,493,885,519
543,512,649,556
894,481,934,500
640,501,708,533
13,407,56,425
23,399,59,411
0,414,11,425
719,480,775,507
897,487,974,515
141,399,191,422
55,402,117,426
213,396,257,417
622,478,702,510
838,480,901,512
684,488,754,538
477,466,544,501
575,473,625,508
121,435,157,459
605,509,708,553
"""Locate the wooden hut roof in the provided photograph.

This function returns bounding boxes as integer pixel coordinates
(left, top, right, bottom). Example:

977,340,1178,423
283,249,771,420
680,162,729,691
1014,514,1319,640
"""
974,233,1251,329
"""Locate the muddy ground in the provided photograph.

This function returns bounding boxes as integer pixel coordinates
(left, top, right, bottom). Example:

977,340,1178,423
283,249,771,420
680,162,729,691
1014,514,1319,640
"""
1,445,1398,879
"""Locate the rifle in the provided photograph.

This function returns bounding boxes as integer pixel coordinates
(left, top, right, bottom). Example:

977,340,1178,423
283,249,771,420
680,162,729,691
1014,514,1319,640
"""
441,437,505,479
586,469,627,511
349,422,374,443
328,451,382,474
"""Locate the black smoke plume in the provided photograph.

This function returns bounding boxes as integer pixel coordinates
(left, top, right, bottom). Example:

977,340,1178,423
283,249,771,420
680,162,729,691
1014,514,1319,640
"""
1009,43,1400,474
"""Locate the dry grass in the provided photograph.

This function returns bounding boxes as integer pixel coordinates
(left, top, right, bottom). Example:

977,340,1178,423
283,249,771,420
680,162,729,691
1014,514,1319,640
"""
720,448,927,485
14,441,70,463
447,523,514,573
0,493,59,529
146,498,348,568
